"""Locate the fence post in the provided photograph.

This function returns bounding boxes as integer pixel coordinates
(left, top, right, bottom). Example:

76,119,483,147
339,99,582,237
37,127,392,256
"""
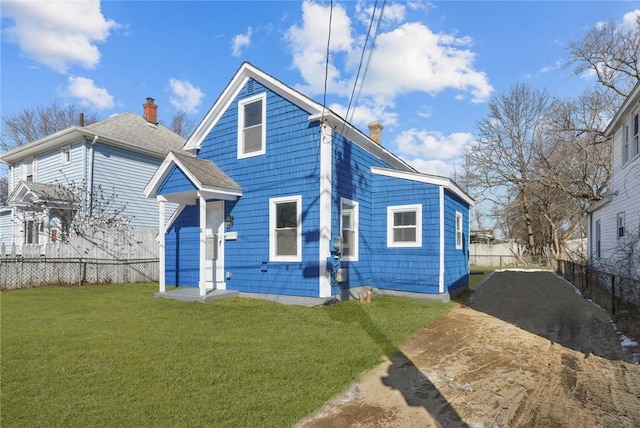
611,274,616,315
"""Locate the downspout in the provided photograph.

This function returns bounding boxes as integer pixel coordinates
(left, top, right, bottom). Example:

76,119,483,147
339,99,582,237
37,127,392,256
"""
88,135,98,217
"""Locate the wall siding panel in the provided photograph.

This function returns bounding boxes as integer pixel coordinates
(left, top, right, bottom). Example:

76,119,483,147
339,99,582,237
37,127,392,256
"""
165,204,200,286
443,190,470,293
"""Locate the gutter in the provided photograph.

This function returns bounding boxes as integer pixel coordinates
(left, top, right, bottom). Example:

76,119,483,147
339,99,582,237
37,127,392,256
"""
88,135,98,217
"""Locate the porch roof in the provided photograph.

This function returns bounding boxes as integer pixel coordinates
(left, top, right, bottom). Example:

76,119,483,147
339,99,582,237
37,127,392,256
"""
144,151,242,204
8,181,75,209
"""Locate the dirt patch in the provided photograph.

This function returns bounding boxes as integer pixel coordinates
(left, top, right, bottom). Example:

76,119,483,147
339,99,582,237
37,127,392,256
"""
296,271,640,428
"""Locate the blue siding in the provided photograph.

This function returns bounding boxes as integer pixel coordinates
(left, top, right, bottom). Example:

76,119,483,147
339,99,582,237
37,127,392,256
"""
158,165,197,194
370,175,441,294
443,190,470,294
92,143,163,228
193,79,322,297
165,204,200,287
331,133,391,293
36,139,86,185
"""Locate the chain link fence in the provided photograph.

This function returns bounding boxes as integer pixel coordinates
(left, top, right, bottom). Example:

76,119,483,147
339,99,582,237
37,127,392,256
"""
557,259,640,340
0,257,158,290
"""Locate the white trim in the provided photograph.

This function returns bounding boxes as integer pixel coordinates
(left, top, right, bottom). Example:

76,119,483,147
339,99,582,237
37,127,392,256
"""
439,186,445,293
237,92,267,159
319,122,332,298
340,197,359,261
199,194,207,296
269,195,302,262
387,204,422,248
158,200,166,293
371,166,474,206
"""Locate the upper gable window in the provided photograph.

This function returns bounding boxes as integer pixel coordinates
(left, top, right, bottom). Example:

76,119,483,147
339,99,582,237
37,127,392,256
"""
237,93,266,159
387,204,422,248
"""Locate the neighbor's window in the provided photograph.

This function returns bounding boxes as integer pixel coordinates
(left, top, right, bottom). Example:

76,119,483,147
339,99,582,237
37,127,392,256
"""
61,146,71,165
387,204,422,247
617,212,625,239
270,195,302,262
21,159,36,182
340,198,359,260
623,124,630,166
595,219,601,258
238,93,266,158
632,110,639,158
456,211,463,249
24,220,39,244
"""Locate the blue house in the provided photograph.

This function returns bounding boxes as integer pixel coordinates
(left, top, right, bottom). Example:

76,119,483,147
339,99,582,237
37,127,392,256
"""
145,63,474,303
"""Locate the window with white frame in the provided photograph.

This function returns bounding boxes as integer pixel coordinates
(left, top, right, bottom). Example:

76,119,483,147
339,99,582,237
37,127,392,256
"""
387,204,422,247
270,195,301,261
455,211,463,249
24,220,39,244
623,124,630,165
632,109,639,158
61,146,71,165
595,219,601,258
21,158,36,181
617,212,625,239
340,198,359,260
238,93,266,158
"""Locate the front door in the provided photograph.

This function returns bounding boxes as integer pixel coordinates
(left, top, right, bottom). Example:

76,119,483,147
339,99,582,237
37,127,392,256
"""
205,202,224,290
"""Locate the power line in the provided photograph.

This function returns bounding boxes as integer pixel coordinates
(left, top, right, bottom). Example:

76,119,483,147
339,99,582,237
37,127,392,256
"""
322,0,334,120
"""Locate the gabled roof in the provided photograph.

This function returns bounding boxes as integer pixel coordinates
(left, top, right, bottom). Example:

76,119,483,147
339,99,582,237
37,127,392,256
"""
144,151,242,204
8,181,75,209
605,81,640,137
183,62,416,173
0,113,185,164
371,166,475,206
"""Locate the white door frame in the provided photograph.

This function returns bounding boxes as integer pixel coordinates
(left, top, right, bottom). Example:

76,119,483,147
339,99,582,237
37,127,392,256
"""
199,198,226,296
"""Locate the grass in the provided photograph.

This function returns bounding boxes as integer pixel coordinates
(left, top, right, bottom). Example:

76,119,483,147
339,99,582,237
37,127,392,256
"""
1,283,453,427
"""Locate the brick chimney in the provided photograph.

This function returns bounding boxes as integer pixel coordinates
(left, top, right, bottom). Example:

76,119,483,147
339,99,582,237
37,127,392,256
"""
143,97,158,124
368,121,383,145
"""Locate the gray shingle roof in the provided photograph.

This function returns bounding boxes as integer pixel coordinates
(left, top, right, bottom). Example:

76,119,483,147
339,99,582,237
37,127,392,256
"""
171,151,241,191
85,112,185,156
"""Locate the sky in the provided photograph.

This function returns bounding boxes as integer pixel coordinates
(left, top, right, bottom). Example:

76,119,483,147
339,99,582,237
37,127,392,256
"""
2,0,640,180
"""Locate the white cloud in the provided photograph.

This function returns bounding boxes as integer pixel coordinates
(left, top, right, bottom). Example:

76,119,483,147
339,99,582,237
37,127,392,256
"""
231,27,253,58
394,129,473,160
168,78,204,114
2,0,117,73
356,0,406,26
621,9,640,30
404,158,459,177
285,1,492,103
328,96,399,129
284,0,354,96
65,76,114,110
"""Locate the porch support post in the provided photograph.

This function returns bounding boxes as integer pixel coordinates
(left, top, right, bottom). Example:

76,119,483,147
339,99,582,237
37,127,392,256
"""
198,193,207,296
158,198,166,293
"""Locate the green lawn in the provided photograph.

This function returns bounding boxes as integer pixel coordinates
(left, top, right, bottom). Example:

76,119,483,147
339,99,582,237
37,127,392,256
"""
1,283,453,427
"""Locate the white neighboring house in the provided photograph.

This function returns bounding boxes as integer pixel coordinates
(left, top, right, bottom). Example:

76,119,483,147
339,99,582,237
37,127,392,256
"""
0,98,185,254
588,82,640,279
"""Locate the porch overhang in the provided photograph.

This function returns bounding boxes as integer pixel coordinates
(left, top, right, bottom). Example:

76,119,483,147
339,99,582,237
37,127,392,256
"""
7,181,76,210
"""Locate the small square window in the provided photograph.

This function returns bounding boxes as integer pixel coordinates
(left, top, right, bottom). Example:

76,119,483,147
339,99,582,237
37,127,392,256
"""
387,204,422,248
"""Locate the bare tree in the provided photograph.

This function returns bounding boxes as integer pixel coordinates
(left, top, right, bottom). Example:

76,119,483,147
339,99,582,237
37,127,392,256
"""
168,111,196,139
0,175,7,205
566,13,640,98
465,83,550,249
1,102,99,152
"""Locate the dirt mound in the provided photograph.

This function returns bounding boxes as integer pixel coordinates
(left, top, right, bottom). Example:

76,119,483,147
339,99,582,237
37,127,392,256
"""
297,271,640,427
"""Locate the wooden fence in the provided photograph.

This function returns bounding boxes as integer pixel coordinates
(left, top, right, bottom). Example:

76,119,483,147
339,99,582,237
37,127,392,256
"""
0,228,159,289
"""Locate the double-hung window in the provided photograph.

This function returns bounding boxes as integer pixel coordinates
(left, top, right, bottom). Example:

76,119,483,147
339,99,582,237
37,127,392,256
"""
238,93,266,158
61,146,71,165
270,195,302,262
617,212,625,239
387,204,422,247
21,158,36,181
623,124,630,165
340,198,359,260
632,110,639,158
24,220,38,244
595,219,601,258
455,211,463,249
